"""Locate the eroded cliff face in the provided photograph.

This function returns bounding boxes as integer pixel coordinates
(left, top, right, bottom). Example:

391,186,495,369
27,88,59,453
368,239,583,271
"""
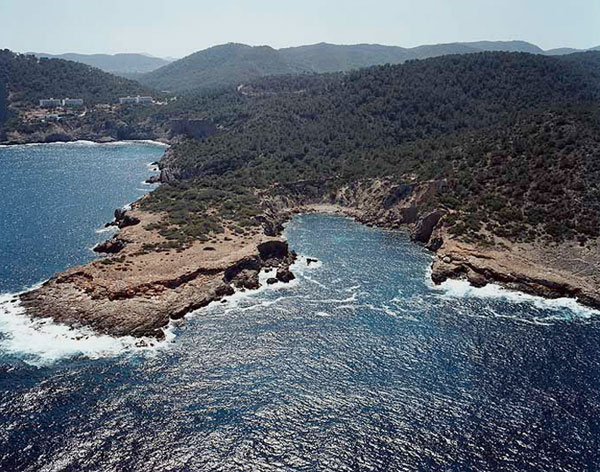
269,176,600,310
431,239,600,308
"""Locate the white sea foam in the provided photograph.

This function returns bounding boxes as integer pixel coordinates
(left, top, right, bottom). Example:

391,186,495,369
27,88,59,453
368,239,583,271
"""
432,277,600,320
193,256,323,317
0,292,174,367
95,225,118,234
0,252,318,364
0,139,170,149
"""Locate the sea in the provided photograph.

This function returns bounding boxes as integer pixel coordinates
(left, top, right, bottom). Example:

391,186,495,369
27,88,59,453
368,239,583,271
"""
1,142,600,471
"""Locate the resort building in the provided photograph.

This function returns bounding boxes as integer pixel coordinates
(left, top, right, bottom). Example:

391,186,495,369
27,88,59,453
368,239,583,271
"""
39,98,62,108
119,96,153,105
62,98,84,107
119,96,138,105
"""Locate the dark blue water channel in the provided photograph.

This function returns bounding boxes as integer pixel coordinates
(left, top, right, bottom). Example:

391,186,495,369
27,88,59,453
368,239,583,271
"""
1,144,600,471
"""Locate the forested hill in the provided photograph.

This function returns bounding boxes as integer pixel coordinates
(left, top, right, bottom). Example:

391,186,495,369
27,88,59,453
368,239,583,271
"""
138,44,304,93
0,50,152,111
138,40,597,92
144,51,600,246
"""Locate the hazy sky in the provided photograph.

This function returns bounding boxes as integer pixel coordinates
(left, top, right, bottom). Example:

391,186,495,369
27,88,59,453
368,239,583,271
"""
1,0,598,58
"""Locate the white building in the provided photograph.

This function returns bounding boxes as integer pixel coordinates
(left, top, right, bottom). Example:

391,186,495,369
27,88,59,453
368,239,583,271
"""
62,98,84,107
119,95,153,105
39,98,62,108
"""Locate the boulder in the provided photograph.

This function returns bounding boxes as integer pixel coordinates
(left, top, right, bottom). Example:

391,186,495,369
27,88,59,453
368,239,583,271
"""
276,268,295,283
257,240,289,260
231,269,260,290
112,209,140,228
266,277,279,285
467,269,488,288
224,256,261,282
93,238,125,254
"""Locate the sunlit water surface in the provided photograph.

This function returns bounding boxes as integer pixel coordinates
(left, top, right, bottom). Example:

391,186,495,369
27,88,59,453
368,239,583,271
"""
1,144,600,471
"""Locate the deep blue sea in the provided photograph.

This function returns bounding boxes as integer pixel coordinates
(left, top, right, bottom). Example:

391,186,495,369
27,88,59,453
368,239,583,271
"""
1,143,600,471
0,141,166,293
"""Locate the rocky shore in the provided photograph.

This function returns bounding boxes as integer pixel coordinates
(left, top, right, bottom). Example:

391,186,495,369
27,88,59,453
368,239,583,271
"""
288,178,600,311
16,172,600,342
19,205,297,340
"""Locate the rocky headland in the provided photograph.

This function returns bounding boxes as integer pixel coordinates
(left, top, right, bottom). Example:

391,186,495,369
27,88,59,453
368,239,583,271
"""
19,203,297,340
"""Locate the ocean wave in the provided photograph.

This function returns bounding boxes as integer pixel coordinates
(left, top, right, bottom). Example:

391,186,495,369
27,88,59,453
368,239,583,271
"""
192,256,323,317
432,277,600,320
95,225,118,234
0,252,317,365
0,292,174,367
0,140,170,149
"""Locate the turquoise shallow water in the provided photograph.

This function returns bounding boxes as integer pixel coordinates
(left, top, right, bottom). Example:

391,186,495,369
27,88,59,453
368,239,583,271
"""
1,144,600,471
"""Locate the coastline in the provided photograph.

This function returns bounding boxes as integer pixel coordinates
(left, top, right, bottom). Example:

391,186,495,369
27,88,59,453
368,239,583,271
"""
9,159,600,341
14,197,600,343
292,200,600,312
19,203,298,339
0,138,171,148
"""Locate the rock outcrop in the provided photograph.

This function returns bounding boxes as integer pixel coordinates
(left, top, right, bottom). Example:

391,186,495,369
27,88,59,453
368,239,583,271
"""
430,237,600,309
105,209,141,229
93,237,126,254
412,210,445,244
19,208,298,339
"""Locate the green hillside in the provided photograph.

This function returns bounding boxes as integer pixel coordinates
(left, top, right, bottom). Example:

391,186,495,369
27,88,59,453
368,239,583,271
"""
0,49,152,110
138,43,304,93
142,51,600,246
138,40,574,93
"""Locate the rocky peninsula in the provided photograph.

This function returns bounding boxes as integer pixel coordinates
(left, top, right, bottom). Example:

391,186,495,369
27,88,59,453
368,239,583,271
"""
19,203,297,340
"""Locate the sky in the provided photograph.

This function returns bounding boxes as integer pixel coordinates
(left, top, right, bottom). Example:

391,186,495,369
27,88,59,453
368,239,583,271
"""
1,0,598,58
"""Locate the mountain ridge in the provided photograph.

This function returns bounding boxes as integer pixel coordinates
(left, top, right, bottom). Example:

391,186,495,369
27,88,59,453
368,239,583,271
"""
28,52,173,76
138,40,600,92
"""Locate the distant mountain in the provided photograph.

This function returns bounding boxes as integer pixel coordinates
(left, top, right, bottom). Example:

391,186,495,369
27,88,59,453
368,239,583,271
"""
545,48,582,56
462,40,545,53
29,52,172,76
139,40,592,93
139,43,305,92
278,43,410,73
